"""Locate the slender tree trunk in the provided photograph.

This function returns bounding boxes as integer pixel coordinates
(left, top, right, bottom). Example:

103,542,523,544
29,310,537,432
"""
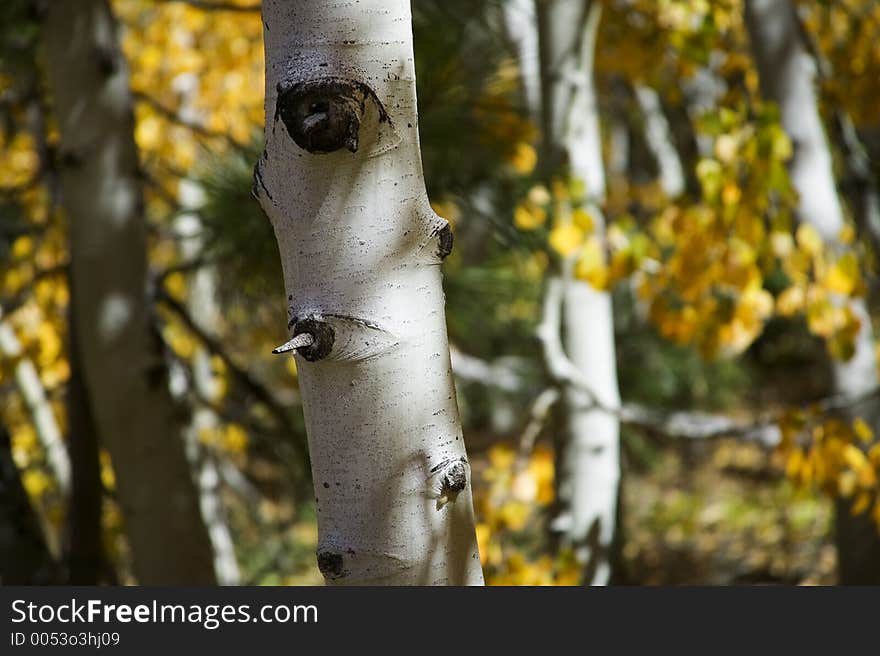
633,84,685,198
43,0,216,584
166,73,241,586
174,175,241,586
745,0,880,584
254,0,483,585
536,0,622,585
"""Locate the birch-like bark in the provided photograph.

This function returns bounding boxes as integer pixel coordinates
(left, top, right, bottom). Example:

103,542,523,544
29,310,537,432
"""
502,0,541,118
43,0,216,584
633,84,685,198
255,0,482,585
536,0,621,585
745,0,880,584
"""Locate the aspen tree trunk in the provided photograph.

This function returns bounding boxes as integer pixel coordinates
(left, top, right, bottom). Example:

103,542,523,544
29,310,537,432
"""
170,73,240,586
174,176,241,586
745,0,880,584
633,84,685,198
536,0,622,585
43,0,216,584
254,0,483,585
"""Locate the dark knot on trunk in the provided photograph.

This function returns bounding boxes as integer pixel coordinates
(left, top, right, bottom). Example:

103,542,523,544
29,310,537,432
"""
276,78,386,154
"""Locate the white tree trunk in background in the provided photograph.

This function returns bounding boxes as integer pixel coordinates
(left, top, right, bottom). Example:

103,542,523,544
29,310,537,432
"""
745,0,880,584
537,0,621,585
171,74,240,586
502,0,541,118
634,84,685,198
44,0,216,584
255,0,482,585
0,317,70,496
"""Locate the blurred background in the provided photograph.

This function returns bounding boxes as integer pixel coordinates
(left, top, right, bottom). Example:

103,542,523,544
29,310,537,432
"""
2,0,880,585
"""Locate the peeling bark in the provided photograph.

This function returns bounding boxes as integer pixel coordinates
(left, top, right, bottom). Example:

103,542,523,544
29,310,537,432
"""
255,0,482,585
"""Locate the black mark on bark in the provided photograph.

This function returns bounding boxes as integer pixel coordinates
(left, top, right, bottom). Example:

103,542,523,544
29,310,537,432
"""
435,224,454,260
275,78,388,154
316,551,346,580
290,317,335,362
251,162,272,202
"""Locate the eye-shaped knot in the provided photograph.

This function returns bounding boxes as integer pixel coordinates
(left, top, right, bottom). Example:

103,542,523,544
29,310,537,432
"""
276,78,388,154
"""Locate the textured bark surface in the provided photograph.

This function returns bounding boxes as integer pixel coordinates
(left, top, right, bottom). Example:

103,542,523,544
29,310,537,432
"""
43,0,215,584
746,0,880,584
255,0,482,585
536,0,622,585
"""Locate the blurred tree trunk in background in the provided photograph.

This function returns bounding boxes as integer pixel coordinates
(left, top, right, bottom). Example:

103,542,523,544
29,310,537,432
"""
43,0,216,584
745,0,880,584
536,0,622,585
255,0,483,585
170,75,240,586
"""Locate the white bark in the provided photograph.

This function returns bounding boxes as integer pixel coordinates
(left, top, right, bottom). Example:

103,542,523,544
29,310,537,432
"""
172,74,241,586
536,0,621,585
745,0,878,402
502,0,541,118
255,0,482,585
746,0,880,584
0,316,70,496
634,84,685,198
44,0,216,584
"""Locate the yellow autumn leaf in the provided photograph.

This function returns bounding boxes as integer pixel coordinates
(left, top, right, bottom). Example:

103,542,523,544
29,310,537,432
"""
22,469,51,497
721,181,741,206
851,492,872,515
100,450,116,491
11,236,33,259
714,134,738,164
164,271,187,302
510,142,537,175
853,417,874,444
527,184,551,205
824,252,859,296
776,286,805,316
513,202,547,231
475,523,492,565
843,443,869,472
574,235,608,289
548,223,584,258
796,224,823,257
770,231,794,257
223,423,249,453
572,207,594,232
838,224,855,245
838,469,857,497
